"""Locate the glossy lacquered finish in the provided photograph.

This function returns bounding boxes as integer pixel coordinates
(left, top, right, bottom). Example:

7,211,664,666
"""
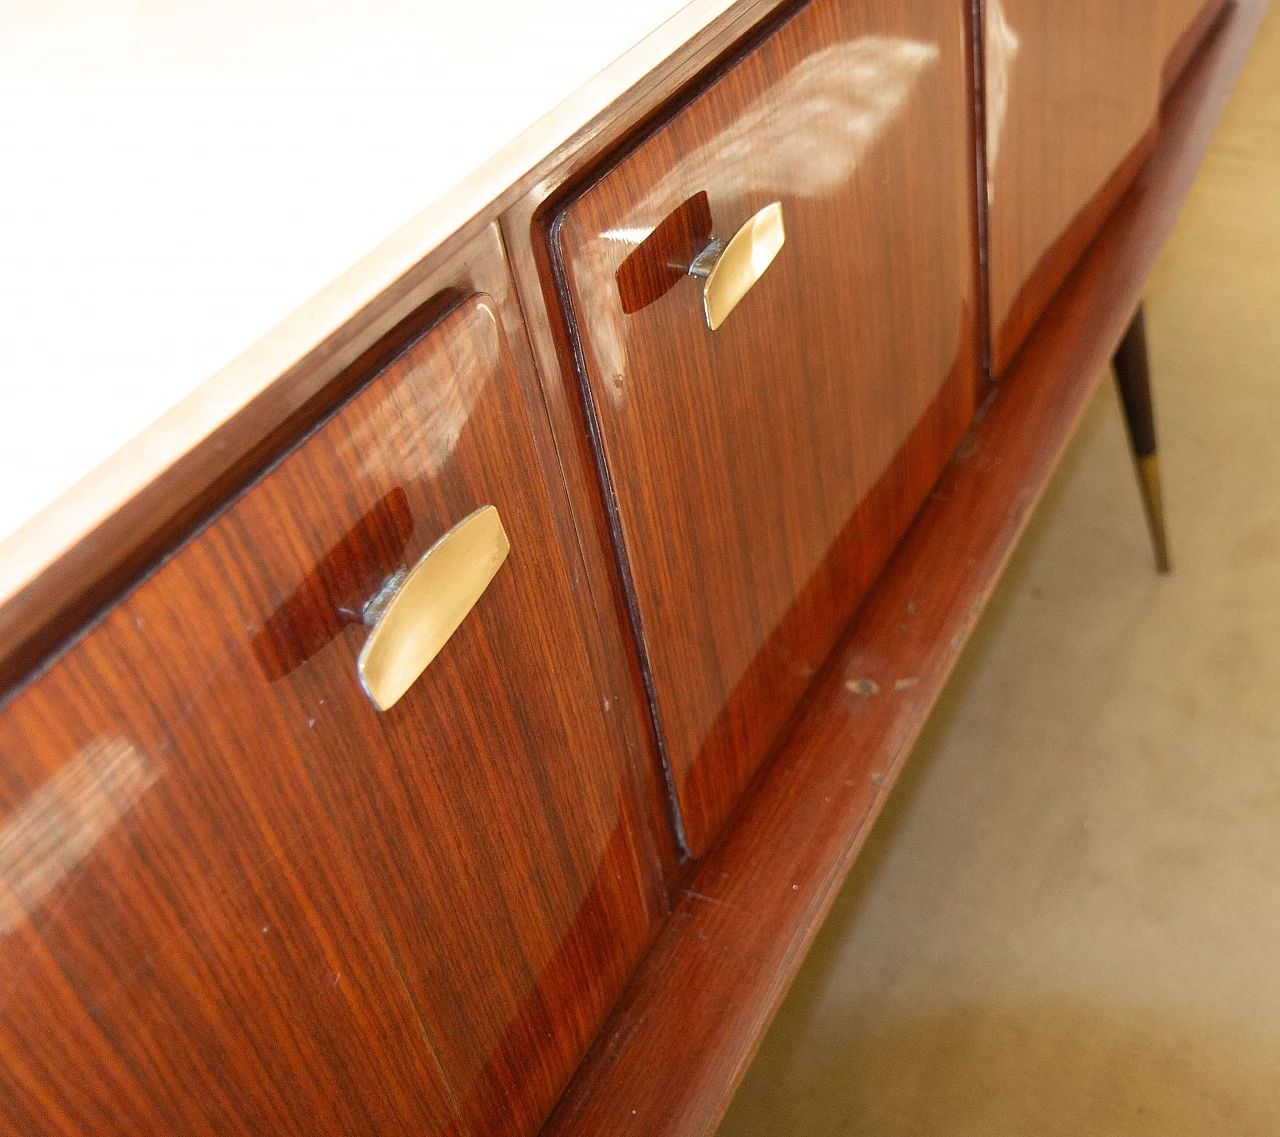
984,0,1164,375
553,0,981,856
546,6,1268,1129
0,227,665,1135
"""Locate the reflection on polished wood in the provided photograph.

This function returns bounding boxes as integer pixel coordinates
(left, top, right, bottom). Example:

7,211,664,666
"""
0,0,1261,1130
0,228,665,1136
545,5,1269,1129
251,487,415,681
616,191,715,315
554,0,981,855
984,0,1163,375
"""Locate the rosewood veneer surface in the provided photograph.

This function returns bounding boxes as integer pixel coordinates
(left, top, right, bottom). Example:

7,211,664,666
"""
984,0,1163,375
554,0,981,856
543,3,1267,1132
984,0,1228,380
0,227,666,1137
0,0,1263,1133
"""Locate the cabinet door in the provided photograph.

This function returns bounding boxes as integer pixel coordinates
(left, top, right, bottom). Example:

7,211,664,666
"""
984,0,1163,374
553,0,981,856
0,226,664,1136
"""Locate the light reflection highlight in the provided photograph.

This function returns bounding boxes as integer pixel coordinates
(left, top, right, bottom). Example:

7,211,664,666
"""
355,297,499,485
652,36,939,205
600,226,656,246
984,0,1020,204
0,737,158,936
570,35,938,409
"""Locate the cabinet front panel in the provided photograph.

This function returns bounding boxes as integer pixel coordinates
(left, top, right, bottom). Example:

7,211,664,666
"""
0,227,664,1136
555,0,980,856
985,0,1164,374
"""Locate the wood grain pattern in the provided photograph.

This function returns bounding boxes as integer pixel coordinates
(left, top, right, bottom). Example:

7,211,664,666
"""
251,487,415,681
543,4,1267,1130
984,0,1164,375
0,0,808,702
504,2,815,892
615,191,715,315
0,232,495,699
553,0,981,856
0,226,666,1136
2,0,799,899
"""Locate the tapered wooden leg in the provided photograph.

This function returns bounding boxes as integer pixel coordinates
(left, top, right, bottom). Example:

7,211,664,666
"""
1113,303,1170,573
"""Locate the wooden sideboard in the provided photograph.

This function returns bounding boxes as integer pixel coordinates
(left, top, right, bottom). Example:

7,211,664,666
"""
0,0,1263,1133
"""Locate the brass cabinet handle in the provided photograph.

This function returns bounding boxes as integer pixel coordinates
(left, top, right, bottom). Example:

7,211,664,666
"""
688,201,785,331
357,505,510,711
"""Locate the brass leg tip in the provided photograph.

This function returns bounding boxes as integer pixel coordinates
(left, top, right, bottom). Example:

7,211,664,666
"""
1137,454,1171,574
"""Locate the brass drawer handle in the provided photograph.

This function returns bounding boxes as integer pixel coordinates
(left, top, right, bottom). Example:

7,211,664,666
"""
689,201,785,330
357,505,510,711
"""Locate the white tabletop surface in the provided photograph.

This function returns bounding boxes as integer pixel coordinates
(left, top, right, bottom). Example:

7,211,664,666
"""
0,0,695,546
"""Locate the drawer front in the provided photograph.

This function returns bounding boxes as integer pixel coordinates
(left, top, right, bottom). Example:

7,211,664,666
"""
553,0,980,855
984,0,1163,374
0,227,664,1136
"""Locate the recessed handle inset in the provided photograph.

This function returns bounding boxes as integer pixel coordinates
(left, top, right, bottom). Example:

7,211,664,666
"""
693,202,785,331
357,505,510,711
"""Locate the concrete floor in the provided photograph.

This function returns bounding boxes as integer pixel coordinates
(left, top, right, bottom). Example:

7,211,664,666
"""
719,10,1280,1135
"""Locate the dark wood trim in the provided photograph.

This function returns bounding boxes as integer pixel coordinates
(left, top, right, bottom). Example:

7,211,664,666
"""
542,3,1267,1131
